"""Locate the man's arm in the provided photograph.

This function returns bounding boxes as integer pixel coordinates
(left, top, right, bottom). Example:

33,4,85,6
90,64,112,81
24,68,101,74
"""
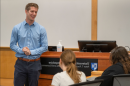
10,27,24,54
30,28,48,56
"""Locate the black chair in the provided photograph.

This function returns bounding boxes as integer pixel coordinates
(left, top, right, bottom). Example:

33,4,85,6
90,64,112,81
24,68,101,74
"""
69,79,104,86
95,75,113,86
112,74,130,86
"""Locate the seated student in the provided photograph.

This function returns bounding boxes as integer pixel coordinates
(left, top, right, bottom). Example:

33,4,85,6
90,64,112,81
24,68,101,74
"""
95,46,130,86
51,50,86,86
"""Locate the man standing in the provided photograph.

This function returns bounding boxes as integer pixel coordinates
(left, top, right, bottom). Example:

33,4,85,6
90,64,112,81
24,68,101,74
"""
10,3,48,86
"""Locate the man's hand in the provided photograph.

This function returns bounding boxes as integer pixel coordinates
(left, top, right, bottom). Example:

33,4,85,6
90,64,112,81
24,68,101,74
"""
22,47,31,56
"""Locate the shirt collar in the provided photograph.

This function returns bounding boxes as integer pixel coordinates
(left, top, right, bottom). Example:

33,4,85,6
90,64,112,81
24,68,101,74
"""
23,20,36,26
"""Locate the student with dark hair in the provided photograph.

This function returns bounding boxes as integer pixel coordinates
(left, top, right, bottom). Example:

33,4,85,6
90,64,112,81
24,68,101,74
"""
95,46,130,86
51,50,86,86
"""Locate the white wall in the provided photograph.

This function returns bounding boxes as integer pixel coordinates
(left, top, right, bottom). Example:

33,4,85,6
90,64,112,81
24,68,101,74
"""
1,0,91,48
98,0,130,49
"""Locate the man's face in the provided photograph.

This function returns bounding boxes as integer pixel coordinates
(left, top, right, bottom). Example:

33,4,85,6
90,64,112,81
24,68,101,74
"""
25,6,38,21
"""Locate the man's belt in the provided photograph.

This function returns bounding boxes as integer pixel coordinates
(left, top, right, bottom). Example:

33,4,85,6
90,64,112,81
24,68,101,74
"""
18,57,40,62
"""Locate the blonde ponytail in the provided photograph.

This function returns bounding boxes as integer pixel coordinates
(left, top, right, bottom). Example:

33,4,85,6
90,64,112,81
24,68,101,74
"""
60,50,81,84
66,62,81,83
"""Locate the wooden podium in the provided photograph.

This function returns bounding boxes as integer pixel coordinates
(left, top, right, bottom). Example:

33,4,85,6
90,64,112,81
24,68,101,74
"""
38,51,111,86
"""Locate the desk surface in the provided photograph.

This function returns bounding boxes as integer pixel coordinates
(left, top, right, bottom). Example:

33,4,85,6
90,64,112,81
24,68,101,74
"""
41,51,110,59
86,71,103,79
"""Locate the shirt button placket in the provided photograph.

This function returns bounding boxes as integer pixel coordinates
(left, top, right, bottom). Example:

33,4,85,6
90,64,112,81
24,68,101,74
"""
27,26,31,59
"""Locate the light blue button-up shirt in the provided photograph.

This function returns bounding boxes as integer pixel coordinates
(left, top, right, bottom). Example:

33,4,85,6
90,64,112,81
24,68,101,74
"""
10,20,48,59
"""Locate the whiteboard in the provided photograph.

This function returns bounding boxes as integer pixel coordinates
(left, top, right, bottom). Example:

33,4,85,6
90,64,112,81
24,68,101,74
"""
98,0,130,49
1,0,91,48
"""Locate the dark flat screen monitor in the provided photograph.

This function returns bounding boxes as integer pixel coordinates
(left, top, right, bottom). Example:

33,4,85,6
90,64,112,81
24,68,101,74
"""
78,40,117,52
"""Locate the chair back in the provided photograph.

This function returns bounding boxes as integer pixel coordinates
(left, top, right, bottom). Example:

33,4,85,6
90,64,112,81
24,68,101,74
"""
69,79,104,86
113,74,130,86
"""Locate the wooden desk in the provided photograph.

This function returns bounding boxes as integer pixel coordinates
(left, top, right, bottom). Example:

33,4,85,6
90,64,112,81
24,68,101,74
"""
86,71,103,79
38,51,111,86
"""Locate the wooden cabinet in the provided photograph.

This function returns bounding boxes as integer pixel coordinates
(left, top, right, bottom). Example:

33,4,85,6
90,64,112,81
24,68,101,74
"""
38,51,111,86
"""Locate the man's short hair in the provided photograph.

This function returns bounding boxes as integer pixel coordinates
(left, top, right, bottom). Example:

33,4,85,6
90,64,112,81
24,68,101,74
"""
25,3,39,11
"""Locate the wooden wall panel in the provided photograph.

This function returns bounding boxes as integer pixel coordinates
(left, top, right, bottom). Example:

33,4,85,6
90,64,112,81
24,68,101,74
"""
0,48,16,78
91,0,97,40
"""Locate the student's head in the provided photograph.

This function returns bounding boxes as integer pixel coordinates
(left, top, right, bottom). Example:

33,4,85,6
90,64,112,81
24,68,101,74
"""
60,50,81,83
25,3,39,21
110,46,129,64
60,49,76,67
110,46,130,73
